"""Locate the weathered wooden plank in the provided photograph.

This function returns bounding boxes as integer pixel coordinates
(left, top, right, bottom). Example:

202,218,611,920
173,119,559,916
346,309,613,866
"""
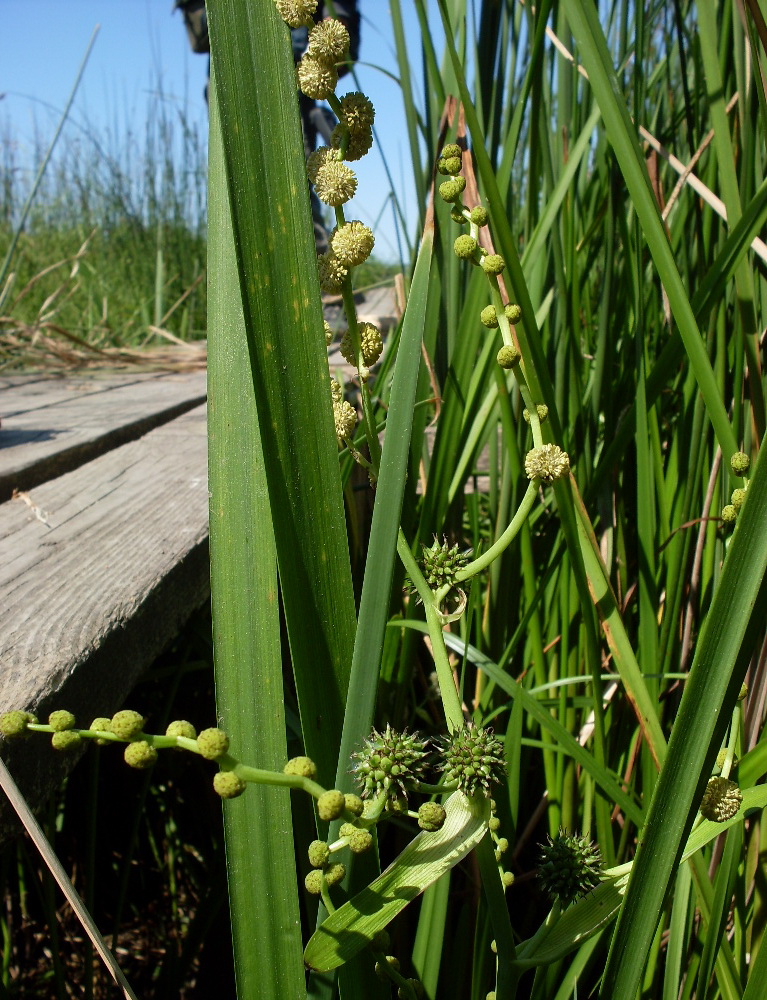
0,403,209,831
0,371,207,501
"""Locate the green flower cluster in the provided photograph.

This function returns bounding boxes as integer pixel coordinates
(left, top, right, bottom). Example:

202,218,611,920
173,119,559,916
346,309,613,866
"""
721,451,750,527
538,830,603,906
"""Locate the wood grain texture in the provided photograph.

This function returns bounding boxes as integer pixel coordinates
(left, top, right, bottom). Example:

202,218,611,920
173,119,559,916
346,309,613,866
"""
0,370,207,501
0,402,209,834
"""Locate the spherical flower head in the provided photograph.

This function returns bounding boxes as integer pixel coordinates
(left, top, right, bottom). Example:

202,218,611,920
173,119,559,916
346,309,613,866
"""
371,929,391,952
350,724,429,801
523,404,549,424
731,487,747,510
308,840,331,868
339,91,375,132
0,710,37,739
166,720,197,740
439,155,462,176
213,771,246,799
318,789,346,821
90,717,112,746
538,830,603,905
334,398,357,443
497,837,509,854
307,146,336,184
525,444,570,483
340,323,383,367
417,801,447,831
348,828,373,854
331,123,373,161
481,254,505,275
306,18,350,63
49,710,76,732
52,730,82,751
344,793,364,816
441,143,462,160
314,160,357,206
196,728,230,760
721,504,737,524
501,871,515,888
440,177,467,204
497,344,520,369
700,776,742,821
325,862,346,886
417,536,471,592
110,710,145,740
297,55,338,100
439,725,506,797
450,208,467,225
730,451,750,476
331,221,375,267
304,869,324,895
124,740,157,769
454,234,478,260
488,815,501,832
480,305,498,328
505,303,522,323
317,250,348,293
330,377,343,405
284,755,318,779
274,0,317,28
469,206,489,227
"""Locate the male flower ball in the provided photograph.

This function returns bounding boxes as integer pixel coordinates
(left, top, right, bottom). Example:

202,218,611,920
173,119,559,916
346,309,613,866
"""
196,728,230,760
417,801,447,831
49,710,76,732
317,789,346,821
0,711,37,739
110,710,145,740
331,221,375,267
339,91,375,131
213,771,246,799
274,0,317,29
297,55,337,100
340,323,383,368
306,18,350,63
525,444,570,483
124,740,158,769
314,160,357,207
730,451,750,476
283,755,317,779
700,777,742,822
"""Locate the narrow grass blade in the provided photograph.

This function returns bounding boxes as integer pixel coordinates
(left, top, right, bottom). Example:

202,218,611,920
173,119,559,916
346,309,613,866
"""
206,0,356,781
601,443,767,997
208,70,306,1000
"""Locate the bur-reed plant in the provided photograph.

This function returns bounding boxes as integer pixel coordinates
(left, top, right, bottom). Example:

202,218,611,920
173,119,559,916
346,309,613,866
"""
2,0,767,998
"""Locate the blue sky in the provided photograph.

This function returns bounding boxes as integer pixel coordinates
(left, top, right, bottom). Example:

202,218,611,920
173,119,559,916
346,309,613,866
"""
1,0,437,262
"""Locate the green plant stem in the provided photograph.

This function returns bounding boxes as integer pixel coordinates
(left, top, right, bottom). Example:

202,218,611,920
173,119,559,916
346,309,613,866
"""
453,480,539,584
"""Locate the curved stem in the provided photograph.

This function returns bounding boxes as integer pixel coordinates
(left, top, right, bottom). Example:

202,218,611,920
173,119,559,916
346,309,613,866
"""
454,481,539,583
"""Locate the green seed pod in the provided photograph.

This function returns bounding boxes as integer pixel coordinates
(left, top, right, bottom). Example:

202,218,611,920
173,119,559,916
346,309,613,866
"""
49,710,76,732
439,177,466,203
700,776,742,821
417,536,471,591
339,91,376,132
284,756,318,779
439,725,506,797
306,18,349,63
351,725,429,802
480,305,498,328
454,235,478,261
317,250,348,294
538,831,602,905
497,345,520,369
314,160,357,207
504,303,522,323
90,717,113,746
441,143,462,160
721,504,737,524
331,123,373,161
348,829,373,854
344,793,364,816
52,730,82,751
730,451,750,476
197,728,230,761
441,155,462,175
213,771,246,799
524,444,570,483
124,740,157,769
304,870,324,895
731,487,747,510
469,206,489,226
371,929,391,952
317,789,346,821
110,710,145,740
0,710,37,738
297,55,338,100
324,862,346,886
308,840,331,868
417,801,447,832
166,720,197,741
274,0,318,29
481,253,506,274
306,146,335,184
